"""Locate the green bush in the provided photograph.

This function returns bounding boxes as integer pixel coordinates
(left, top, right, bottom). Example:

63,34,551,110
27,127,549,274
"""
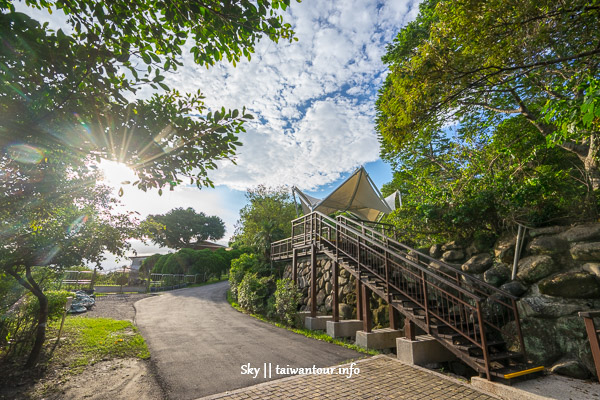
1,290,71,359
228,253,266,299
237,273,273,314
274,278,301,326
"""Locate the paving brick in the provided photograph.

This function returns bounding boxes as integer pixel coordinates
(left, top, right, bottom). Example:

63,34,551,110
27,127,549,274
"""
199,356,496,400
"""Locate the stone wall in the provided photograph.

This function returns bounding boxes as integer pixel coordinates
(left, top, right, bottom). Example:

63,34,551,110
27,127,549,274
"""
282,257,395,326
428,224,600,379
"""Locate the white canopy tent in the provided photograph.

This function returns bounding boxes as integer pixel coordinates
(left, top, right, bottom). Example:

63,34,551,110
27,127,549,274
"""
292,167,399,222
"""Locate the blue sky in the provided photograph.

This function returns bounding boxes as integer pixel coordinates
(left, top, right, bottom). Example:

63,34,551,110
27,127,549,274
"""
20,0,421,270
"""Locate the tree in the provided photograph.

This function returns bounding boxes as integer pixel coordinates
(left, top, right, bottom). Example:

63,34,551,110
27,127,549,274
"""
144,207,225,249
1,0,298,366
377,0,600,200
232,185,296,257
1,0,298,191
0,166,135,367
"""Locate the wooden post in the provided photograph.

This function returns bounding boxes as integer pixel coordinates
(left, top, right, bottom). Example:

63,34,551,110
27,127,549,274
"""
332,261,339,322
362,284,372,333
310,244,317,318
405,319,416,340
389,306,398,330
356,278,363,321
292,248,298,285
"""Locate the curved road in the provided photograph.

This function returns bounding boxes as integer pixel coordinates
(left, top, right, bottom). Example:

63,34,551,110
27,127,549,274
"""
135,281,362,400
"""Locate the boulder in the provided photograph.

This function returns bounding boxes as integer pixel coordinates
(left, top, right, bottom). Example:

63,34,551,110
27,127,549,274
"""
494,235,517,263
324,295,332,312
442,250,464,262
500,281,527,297
338,303,354,320
484,263,511,287
550,359,590,379
316,289,326,305
442,240,462,251
529,226,567,238
571,242,600,261
462,253,493,273
517,286,600,318
429,244,443,258
325,281,332,294
527,236,569,255
583,263,600,279
538,271,600,299
516,255,558,284
560,224,600,242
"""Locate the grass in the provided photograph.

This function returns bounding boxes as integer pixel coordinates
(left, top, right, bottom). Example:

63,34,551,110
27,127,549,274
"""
226,291,380,356
50,316,150,371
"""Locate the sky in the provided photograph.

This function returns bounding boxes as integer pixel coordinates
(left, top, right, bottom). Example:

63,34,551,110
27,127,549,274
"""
20,0,422,271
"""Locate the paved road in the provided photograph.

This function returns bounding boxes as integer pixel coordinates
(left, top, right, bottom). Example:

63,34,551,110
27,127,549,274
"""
135,281,362,400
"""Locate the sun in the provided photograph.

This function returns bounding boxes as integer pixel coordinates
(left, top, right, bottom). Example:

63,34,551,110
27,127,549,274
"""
97,160,137,189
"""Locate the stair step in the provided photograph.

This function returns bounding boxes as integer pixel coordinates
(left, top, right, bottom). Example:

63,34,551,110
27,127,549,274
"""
475,351,522,364
490,365,544,380
455,340,505,352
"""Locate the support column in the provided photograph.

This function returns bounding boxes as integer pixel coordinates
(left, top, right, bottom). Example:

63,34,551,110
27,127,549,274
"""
310,244,317,318
332,261,339,322
389,306,398,330
405,319,416,340
362,284,372,333
292,248,298,285
356,278,363,321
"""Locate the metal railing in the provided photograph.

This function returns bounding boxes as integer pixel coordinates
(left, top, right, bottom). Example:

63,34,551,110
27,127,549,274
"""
272,211,526,379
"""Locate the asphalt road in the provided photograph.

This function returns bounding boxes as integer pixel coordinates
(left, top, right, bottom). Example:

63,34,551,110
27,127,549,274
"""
135,281,363,400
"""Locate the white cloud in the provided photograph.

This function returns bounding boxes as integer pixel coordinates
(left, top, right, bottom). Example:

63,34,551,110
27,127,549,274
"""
163,0,421,191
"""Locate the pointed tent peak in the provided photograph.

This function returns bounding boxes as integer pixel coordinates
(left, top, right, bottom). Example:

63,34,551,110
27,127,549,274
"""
292,167,392,221
384,190,402,210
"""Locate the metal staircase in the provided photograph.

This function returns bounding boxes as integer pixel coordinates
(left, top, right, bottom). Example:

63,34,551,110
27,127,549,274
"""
271,211,543,381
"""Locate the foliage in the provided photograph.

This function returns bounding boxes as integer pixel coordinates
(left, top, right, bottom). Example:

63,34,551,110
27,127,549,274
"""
377,0,600,241
274,278,301,326
232,185,297,258
143,207,226,249
0,290,70,360
237,273,274,314
228,253,266,299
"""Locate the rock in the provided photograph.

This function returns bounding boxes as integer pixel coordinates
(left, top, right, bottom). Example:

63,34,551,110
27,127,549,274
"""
442,241,462,251
494,235,516,263
465,243,479,258
571,242,600,261
527,236,569,255
324,295,332,312
517,285,600,318
560,224,600,242
550,359,590,379
316,290,326,305
583,263,600,279
442,250,464,262
429,244,443,258
484,263,511,287
516,255,558,284
338,303,353,320
325,281,332,294
538,271,600,298
462,254,493,273
529,226,567,238
429,260,445,270
500,281,527,297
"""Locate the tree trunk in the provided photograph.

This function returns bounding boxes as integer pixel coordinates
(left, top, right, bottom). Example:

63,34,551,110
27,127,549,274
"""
584,133,600,191
26,288,48,368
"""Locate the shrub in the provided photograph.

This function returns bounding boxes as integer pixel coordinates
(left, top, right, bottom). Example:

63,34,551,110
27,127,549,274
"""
274,278,301,326
1,290,71,359
229,253,266,299
237,273,273,314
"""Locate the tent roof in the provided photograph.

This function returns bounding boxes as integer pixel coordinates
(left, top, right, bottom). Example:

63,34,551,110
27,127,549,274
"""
293,167,394,221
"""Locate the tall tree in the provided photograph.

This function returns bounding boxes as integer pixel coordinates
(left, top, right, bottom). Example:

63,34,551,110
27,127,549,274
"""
377,0,600,195
144,207,225,249
232,185,296,257
0,0,298,366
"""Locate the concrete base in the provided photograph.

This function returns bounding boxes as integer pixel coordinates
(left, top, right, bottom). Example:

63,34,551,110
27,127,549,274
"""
356,328,404,350
326,320,364,338
304,316,333,330
396,335,456,366
297,311,321,327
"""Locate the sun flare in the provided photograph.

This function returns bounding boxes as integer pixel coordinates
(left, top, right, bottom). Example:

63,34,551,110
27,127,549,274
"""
97,160,137,189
